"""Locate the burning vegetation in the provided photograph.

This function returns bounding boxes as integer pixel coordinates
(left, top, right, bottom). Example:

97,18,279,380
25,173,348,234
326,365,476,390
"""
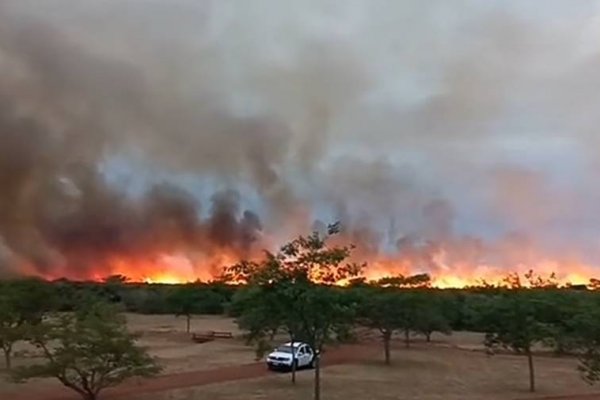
2,2,600,288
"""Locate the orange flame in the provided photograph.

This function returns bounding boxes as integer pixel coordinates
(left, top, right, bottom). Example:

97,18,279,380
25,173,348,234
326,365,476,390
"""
26,242,600,288
31,255,597,289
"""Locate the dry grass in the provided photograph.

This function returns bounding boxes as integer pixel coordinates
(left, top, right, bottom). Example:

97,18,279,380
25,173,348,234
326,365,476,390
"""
125,314,241,335
151,345,597,400
130,314,257,373
1,315,598,400
0,314,256,395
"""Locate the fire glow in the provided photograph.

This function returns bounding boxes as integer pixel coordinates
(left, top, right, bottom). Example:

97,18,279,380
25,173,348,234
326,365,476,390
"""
33,251,598,289
4,2,600,293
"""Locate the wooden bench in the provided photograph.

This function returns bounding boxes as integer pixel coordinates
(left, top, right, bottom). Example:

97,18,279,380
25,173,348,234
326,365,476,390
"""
191,333,214,343
191,331,234,343
211,331,234,339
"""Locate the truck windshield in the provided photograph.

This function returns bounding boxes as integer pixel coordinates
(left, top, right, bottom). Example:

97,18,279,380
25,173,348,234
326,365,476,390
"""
276,345,294,353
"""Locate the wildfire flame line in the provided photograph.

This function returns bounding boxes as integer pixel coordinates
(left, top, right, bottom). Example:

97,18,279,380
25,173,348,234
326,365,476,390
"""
28,254,599,289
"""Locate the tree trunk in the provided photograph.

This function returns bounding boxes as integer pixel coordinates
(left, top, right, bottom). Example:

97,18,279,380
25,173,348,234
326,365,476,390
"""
314,352,321,400
82,390,97,400
404,329,410,348
186,315,191,334
425,332,432,343
383,331,391,365
290,337,297,384
77,385,98,400
554,340,567,356
527,348,535,392
3,347,11,370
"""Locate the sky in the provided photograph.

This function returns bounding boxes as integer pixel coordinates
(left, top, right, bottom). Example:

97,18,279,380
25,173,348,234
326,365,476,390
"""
2,0,600,277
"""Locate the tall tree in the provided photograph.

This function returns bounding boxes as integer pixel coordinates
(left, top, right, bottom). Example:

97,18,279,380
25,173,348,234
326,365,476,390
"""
0,292,21,370
394,291,421,348
413,291,451,343
357,289,406,365
363,278,439,349
569,297,600,385
11,278,55,324
297,286,356,400
230,284,286,357
0,279,54,369
228,255,305,383
166,282,225,333
226,223,362,399
479,291,550,392
275,223,362,389
535,290,583,356
13,301,161,400
167,284,203,333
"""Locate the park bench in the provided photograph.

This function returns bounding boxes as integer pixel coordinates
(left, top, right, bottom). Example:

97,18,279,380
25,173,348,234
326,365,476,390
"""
191,330,234,343
211,331,234,339
191,333,214,343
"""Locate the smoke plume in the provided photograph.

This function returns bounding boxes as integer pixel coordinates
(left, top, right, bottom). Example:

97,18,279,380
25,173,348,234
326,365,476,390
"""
1,1,600,283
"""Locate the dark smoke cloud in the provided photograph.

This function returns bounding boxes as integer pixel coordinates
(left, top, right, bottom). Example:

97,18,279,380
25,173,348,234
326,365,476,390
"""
0,12,265,276
1,1,600,279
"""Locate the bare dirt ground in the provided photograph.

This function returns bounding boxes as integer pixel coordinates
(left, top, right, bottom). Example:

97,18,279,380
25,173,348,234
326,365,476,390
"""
146,342,600,400
2,341,377,400
128,314,258,373
1,314,600,400
0,314,257,398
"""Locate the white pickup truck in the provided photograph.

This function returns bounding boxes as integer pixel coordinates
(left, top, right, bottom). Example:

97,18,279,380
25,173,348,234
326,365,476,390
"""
266,342,315,371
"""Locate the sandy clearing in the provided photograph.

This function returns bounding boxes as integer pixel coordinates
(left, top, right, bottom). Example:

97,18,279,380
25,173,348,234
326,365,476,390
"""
3,315,600,400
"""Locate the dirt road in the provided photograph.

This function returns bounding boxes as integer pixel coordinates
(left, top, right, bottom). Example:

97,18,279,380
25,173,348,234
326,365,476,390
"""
6,344,378,400
8,342,600,400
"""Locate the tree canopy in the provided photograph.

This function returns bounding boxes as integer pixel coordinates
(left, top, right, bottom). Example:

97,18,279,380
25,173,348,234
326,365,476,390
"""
227,222,361,399
13,301,161,400
478,291,551,392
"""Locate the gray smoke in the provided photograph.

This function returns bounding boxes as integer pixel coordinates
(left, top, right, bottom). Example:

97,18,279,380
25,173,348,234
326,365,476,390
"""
1,0,600,280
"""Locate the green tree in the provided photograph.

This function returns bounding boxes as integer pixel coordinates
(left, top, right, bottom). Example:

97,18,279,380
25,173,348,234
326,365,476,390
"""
568,297,600,384
534,290,583,356
11,278,55,324
230,274,306,383
413,292,451,343
13,301,161,400
167,284,204,333
0,279,54,370
0,292,22,369
230,284,285,355
297,286,356,400
357,289,405,365
479,291,550,392
169,283,229,316
394,291,421,348
275,223,361,390
226,222,361,399
363,278,439,349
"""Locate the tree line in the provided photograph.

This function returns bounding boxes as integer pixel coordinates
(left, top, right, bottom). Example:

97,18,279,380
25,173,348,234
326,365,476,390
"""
0,281,160,400
7,277,236,316
3,225,600,399
224,223,600,398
